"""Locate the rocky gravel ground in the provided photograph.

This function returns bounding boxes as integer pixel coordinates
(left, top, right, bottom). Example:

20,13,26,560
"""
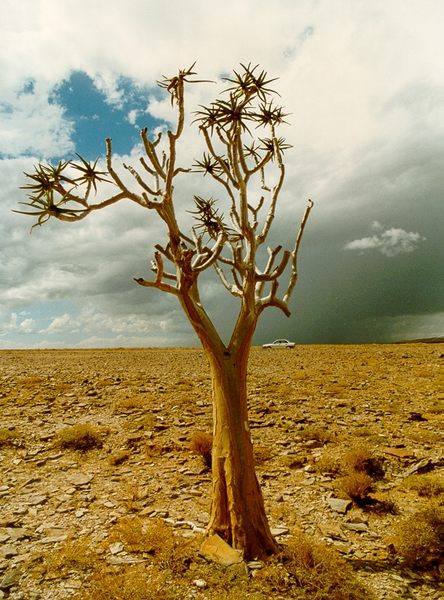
0,344,442,599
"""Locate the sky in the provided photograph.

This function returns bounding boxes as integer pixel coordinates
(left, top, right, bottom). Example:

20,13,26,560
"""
0,0,443,348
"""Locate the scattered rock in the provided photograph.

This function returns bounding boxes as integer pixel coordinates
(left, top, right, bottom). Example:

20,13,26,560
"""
342,522,368,533
247,560,264,570
318,522,347,540
402,458,433,477
27,495,47,506
68,473,94,487
107,556,145,565
199,534,243,566
0,570,20,591
109,542,124,555
382,447,414,459
326,497,352,514
270,526,290,536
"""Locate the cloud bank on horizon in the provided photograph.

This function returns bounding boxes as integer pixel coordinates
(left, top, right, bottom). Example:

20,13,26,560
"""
0,0,443,348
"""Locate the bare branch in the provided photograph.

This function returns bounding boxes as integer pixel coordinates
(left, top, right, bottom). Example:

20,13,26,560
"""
256,248,290,281
214,263,243,297
200,127,238,188
192,231,227,272
105,139,150,207
248,195,264,231
256,138,285,246
141,129,166,181
123,163,161,199
282,199,314,305
134,251,179,295
139,156,157,177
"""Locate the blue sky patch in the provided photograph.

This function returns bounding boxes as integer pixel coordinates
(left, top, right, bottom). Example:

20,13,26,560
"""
50,71,165,160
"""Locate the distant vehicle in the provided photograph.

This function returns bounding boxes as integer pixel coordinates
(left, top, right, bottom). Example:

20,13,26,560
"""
262,339,296,349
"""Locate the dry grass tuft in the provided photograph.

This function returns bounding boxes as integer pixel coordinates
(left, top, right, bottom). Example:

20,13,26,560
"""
45,536,98,576
119,482,148,513
315,449,342,474
114,397,147,412
403,473,444,497
190,431,212,468
73,563,176,600
299,425,332,444
55,423,103,451
17,375,46,387
254,528,372,599
338,472,374,503
108,516,173,557
109,449,131,466
254,444,274,465
0,428,20,447
342,443,384,478
107,516,199,575
393,505,443,568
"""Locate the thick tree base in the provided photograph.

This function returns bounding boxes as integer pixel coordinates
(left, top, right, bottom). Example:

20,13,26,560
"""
207,455,279,561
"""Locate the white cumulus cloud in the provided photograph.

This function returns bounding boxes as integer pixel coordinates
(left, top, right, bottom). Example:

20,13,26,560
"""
344,224,425,257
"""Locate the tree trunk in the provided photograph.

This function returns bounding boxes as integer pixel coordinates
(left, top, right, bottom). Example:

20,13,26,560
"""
206,351,279,560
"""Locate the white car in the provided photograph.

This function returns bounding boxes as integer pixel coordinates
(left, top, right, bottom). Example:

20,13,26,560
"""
262,339,296,349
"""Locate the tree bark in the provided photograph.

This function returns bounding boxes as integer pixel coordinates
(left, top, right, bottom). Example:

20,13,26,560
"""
206,351,279,560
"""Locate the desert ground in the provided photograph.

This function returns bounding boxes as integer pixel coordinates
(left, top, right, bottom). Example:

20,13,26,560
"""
0,344,442,599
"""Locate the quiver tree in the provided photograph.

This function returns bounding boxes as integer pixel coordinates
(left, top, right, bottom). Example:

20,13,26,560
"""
17,64,313,560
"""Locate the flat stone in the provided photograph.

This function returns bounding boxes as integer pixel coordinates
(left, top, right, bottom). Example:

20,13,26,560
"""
318,522,347,540
109,542,124,555
5,528,30,541
270,526,290,536
68,473,94,487
326,497,352,514
40,534,68,544
247,560,264,570
0,516,20,528
0,570,20,591
199,534,243,566
27,495,47,506
0,546,17,559
107,556,145,565
402,459,432,477
382,447,414,459
342,522,368,532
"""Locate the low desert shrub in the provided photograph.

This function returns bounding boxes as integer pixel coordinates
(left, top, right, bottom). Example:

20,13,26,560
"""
114,397,146,412
17,375,45,387
263,528,372,599
190,431,212,468
407,429,442,444
403,473,444,497
108,517,173,558
338,472,374,503
119,481,148,513
74,564,176,600
45,536,98,575
254,444,274,465
108,516,199,575
394,505,443,568
342,443,384,478
299,425,332,444
0,428,20,447
109,449,130,466
314,450,342,474
55,423,103,451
